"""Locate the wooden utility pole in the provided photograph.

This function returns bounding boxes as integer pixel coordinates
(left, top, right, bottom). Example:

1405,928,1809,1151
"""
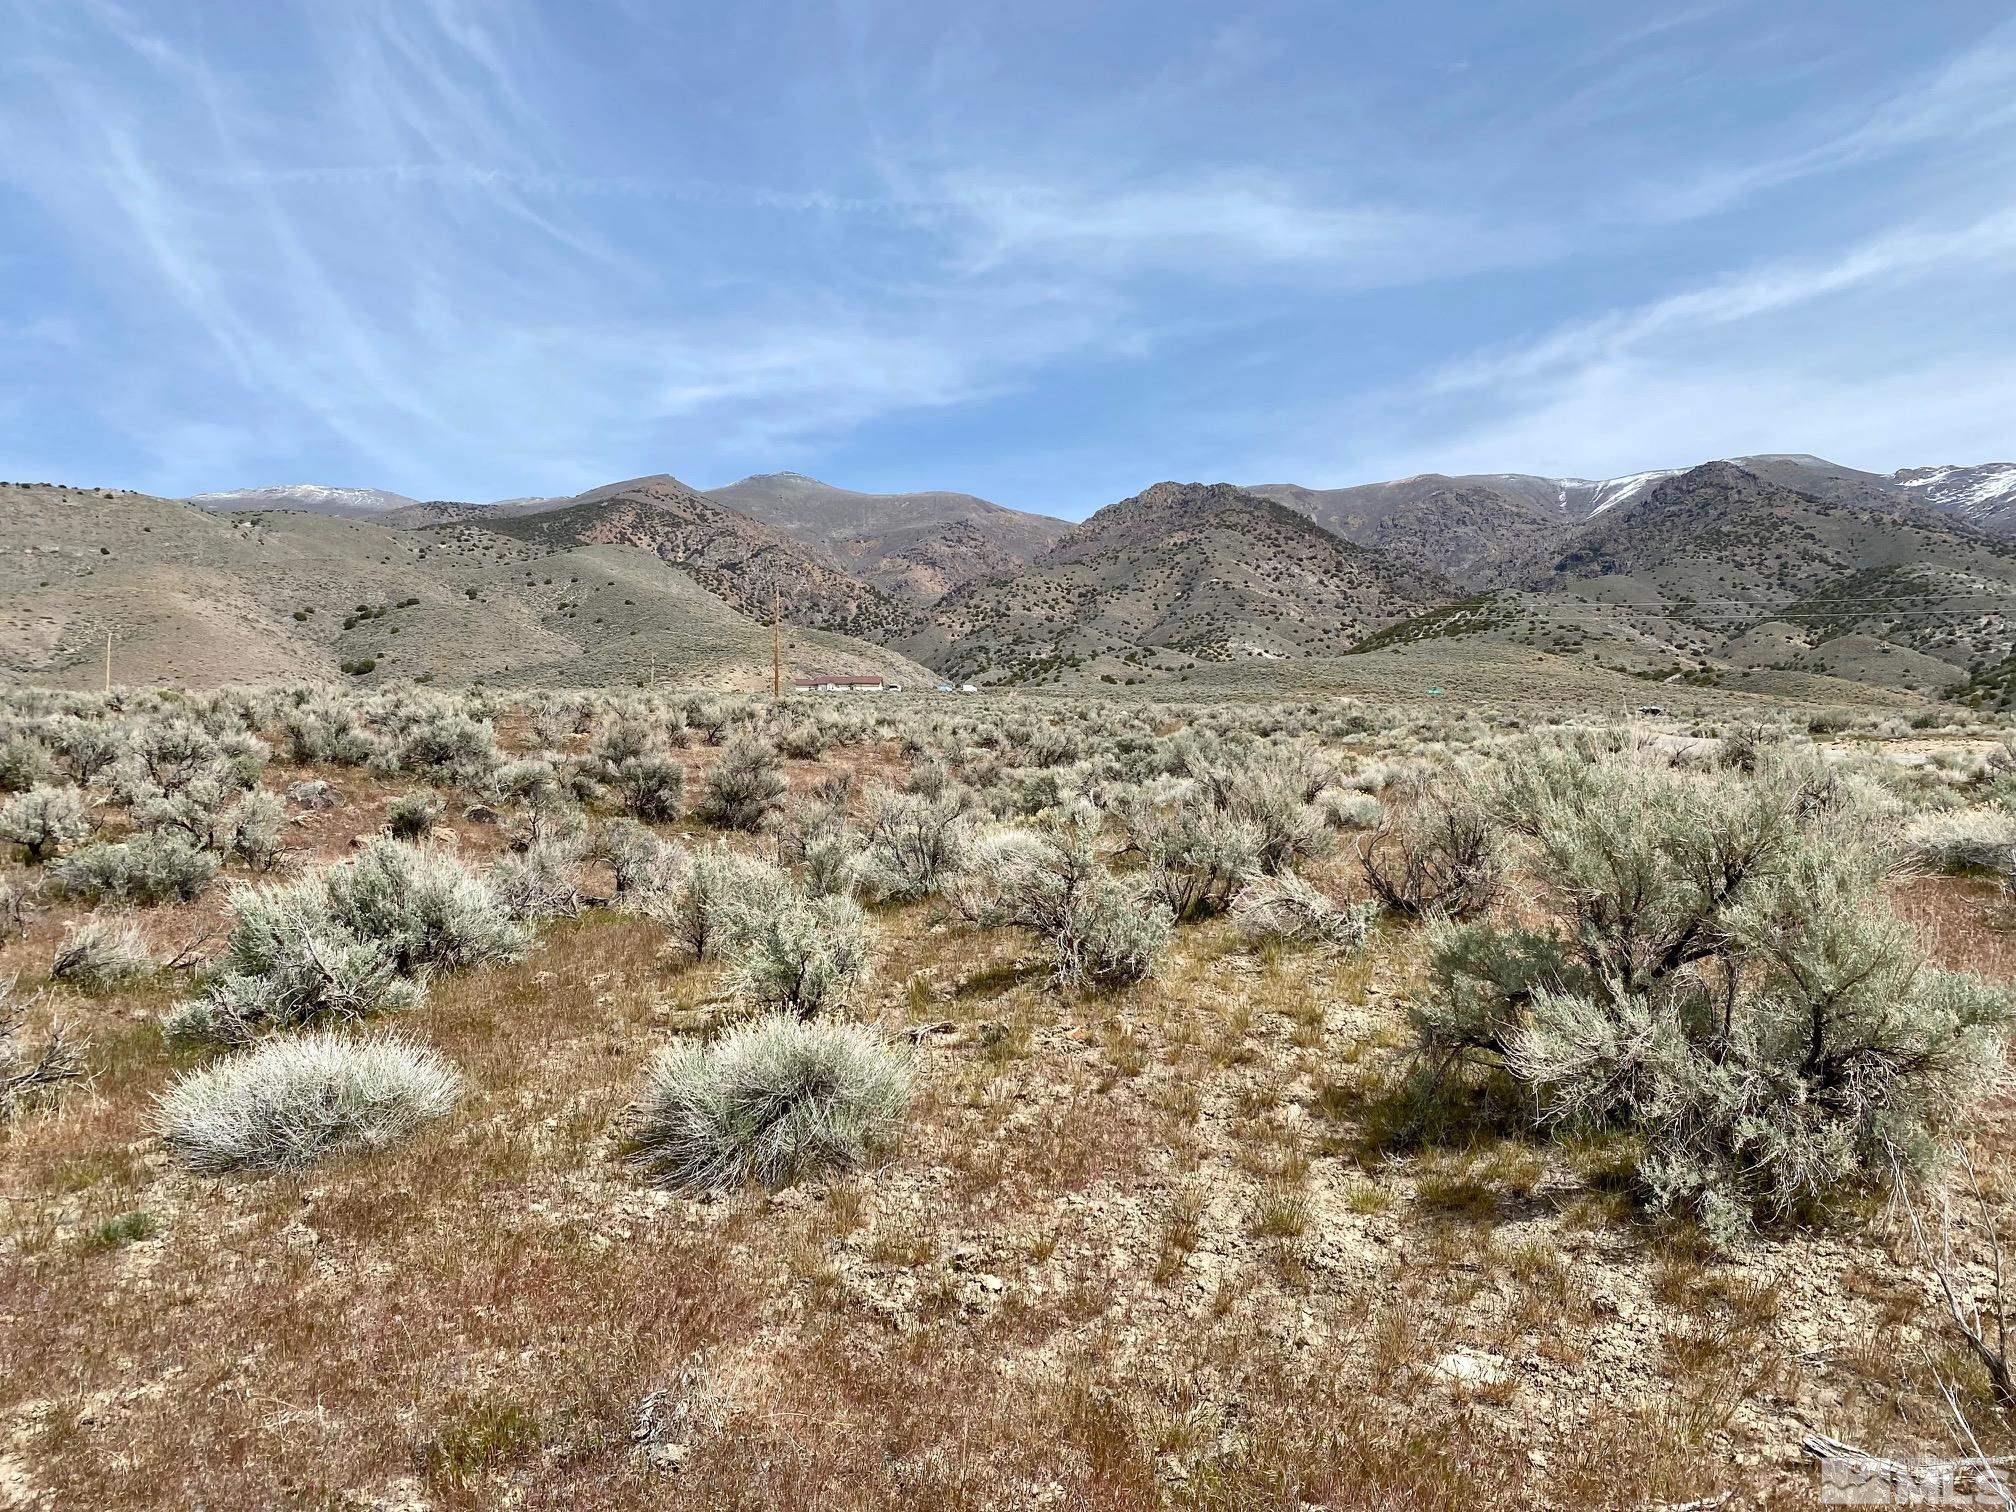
103,629,112,693
770,583,782,700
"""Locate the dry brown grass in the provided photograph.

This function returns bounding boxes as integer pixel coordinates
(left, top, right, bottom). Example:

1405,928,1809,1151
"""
6,733,2016,1508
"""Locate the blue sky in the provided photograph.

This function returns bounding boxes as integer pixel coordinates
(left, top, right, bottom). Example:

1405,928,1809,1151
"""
2,1,2013,518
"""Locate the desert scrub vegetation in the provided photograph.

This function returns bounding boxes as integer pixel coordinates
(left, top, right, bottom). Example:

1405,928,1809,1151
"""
951,817,1174,987
49,830,219,906
11,684,2016,1505
1359,777,1505,919
636,841,785,961
154,1031,460,1172
48,919,152,993
625,1016,910,1190
693,737,787,831
1902,805,2016,876
386,790,443,839
1232,871,1375,951
727,891,871,1018
855,785,976,901
1408,745,2014,1238
488,837,586,922
2,980,84,1117
168,840,526,1045
0,785,92,862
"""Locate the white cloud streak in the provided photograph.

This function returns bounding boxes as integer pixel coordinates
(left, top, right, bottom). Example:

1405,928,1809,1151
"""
1428,207,2016,397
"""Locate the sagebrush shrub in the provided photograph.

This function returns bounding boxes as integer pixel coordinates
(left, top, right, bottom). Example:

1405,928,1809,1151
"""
727,892,870,1017
135,719,223,795
50,831,218,905
855,787,974,902
643,843,788,960
1902,807,2016,875
952,820,1172,987
1061,873,1174,987
320,839,529,976
48,716,125,784
490,758,560,807
171,842,522,1044
1138,803,1264,921
776,721,827,759
131,770,235,849
488,839,583,921
1318,790,1381,830
775,797,857,897
592,819,685,898
155,1032,459,1172
1232,873,1374,951
694,740,786,831
591,718,656,773
387,791,443,840
1359,782,1503,919
50,919,151,993
1189,752,1335,873
282,706,378,767
1413,748,2013,1238
2,981,84,1118
627,1017,910,1190
224,790,286,869
615,755,685,822
395,714,499,786
0,786,92,862
169,878,420,1045
0,736,52,794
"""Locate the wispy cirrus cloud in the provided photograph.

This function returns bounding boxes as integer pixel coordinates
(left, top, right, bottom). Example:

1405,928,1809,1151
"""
1427,206,2016,397
924,170,1535,285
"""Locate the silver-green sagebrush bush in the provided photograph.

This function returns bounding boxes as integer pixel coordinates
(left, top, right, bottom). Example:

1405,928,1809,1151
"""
392,713,500,787
155,1032,460,1173
1412,748,2013,1239
224,790,286,869
726,892,870,1018
951,819,1173,987
488,837,584,921
47,716,125,784
169,841,525,1045
626,1016,910,1191
694,739,787,832
592,818,685,899
1901,807,2016,876
319,839,530,977
1359,780,1504,919
614,755,685,822
855,786,975,902
2,980,85,1118
169,879,421,1045
774,795,858,898
1136,802,1265,921
641,842,788,961
50,919,152,993
50,830,219,905
0,786,92,863
1232,873,1374,951
386,791,443,840
0,734,53,794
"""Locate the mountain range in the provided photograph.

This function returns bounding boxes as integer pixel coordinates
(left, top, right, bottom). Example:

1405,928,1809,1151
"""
2,451,2012,702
